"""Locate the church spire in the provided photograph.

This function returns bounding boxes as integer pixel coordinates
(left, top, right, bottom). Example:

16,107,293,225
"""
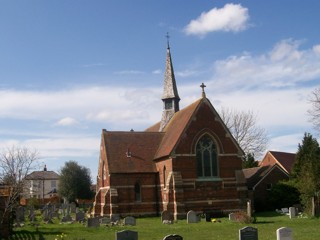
159,34,180,132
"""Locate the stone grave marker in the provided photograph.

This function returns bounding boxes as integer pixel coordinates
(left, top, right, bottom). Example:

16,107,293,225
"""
277,227,293,240
229,213,236,221
100,217,111,225
70,202,76,213
239,226,258,240
76,211,85,222
116,230,138,240
289,207,296,219
87,217,100,227
111,214,120,222
161,210,173,224
61,214,73,223
163,234,183,240
124,216,136,226
247,200,252,218
187,210,199,223
15,206,25,223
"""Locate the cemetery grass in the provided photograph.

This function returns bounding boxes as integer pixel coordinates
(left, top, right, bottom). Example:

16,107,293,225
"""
10,212,319,240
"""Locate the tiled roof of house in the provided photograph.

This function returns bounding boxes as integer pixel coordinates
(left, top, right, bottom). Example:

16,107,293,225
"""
242,165,273,189
25,170,59,180
269,151,296,174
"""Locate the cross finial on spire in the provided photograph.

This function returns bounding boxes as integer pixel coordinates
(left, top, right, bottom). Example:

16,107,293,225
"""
200,83,206,98
166,32,170,49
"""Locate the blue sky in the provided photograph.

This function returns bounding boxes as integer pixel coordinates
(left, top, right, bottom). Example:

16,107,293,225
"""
1,1,320,180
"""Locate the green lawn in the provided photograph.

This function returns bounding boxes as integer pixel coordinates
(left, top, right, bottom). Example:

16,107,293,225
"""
10,212,320,240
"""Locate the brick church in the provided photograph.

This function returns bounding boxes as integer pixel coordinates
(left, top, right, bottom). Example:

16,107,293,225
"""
93,43,248,219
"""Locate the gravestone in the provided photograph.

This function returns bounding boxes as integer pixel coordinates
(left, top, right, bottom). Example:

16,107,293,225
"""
281,208,289,214
163,234,183,240
277,227,293,240
75,211,85,222
247,200,252,218
289,207,296,219
161,210,173,224
111,214,120,222
229,213,236,221
15,206,25,223
61,214,73,223
239,226,258,240
87,217,100,227
187,210,199,223
100,217,111,225
124,216,136,226
70,202,76,213
116,230,138,240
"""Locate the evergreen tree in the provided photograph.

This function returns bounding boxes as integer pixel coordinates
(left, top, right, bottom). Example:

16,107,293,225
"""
292,133,320,214
58,161,93,203
242,153,259,168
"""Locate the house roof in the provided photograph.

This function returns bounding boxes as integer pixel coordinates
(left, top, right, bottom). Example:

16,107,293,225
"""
25,170,59,180
243,164,289,189
269,151,296,174
103,131,164,173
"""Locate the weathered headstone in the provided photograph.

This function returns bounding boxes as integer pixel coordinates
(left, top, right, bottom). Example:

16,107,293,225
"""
229,213,236,221
124,216,136,226
100,217,111,225
161,210,173,224
70,202,76,213
15,206,25,223
289,207,296,219
163,234,183,240
277,227,293,240
247,200,252,218
239,226,258,240
87,217,100,228
61,214,73,223
116,230,138,240
187,210,199,223
281,208,289,214
111,214,120,222
75,211,85,222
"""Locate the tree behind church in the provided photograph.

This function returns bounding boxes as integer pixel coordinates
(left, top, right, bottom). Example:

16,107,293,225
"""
219,107,269,160
58,161,93,203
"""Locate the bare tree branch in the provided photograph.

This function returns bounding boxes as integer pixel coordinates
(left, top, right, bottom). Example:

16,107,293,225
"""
308,88,320,133
0,146,39,225
220,107,269,159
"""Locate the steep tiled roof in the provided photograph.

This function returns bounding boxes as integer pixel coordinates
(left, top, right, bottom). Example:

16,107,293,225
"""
25,171,59,180
104,131,164,173
154,98,202,159
269,151,296,174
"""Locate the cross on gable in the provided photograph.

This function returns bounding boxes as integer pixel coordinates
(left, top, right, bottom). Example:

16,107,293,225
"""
200,83,206,98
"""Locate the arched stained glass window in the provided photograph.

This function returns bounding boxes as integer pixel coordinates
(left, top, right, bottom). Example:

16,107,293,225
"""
196,134,218,178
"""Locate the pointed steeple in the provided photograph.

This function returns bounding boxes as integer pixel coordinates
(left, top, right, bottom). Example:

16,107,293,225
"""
159,35,180,131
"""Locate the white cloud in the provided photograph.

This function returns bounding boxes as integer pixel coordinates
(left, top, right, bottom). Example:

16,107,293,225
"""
313,44,320,55
211,39,320,90
184,3,249,37
55,117,78,126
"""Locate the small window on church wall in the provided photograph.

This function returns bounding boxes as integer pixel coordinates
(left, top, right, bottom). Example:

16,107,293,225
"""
134,182,141,202
196,134,218,178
